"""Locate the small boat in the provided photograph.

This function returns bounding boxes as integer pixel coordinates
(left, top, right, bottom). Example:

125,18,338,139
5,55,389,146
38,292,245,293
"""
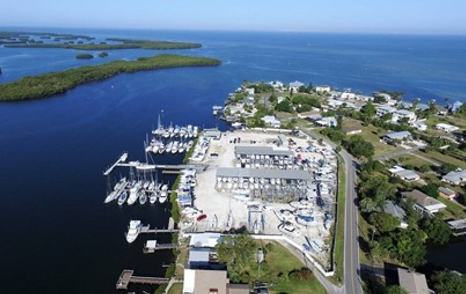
196,214,207,221
139,193,147,205
149,192,158,204
171,141,179,154
159,184,168,203
127,182,142,205
117,191,128,206
104,190,118,204
126,220,142,243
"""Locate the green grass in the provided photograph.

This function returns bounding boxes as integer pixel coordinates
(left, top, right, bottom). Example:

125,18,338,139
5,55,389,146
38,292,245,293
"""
422,150,466,169
167,283,183,294
343,118,398,157
436,197,466,219
330,155,345,285
261,241,327,294
0,54,221,101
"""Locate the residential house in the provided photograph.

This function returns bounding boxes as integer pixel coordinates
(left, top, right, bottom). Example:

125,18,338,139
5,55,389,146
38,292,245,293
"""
289,81,304,93
411,120,427,131
402,190,447,215
436,123,460,133
315,85,331,93
189,232,222,248
376,105,397,117
392,109,417,123
442,169,466,185
383,200,408,229
438,187,457,201
342,125,362,136
383,131,412,144
396,267,433,294
261,115,281,128
389,166,420,182
315,116,338,128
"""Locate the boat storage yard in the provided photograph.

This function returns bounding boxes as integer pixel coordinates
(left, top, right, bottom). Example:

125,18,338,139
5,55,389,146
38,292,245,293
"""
178,129,338,270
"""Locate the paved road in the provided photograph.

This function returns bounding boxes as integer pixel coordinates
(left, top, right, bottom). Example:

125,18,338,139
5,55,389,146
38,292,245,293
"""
302,129,363,294
341,150,363,294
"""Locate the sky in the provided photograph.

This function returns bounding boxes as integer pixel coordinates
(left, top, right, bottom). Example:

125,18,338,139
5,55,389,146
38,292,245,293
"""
1,0,466,34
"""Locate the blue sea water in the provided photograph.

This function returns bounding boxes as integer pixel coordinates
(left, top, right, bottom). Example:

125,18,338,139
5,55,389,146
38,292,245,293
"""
1,28,466,293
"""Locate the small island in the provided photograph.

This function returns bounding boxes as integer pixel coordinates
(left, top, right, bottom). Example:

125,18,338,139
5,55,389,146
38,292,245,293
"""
98,52,108,58
76,53,94,59
1,32,202,51
0,54,221,102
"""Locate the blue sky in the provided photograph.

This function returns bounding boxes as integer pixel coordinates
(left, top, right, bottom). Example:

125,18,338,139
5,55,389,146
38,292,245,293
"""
1,0,466,34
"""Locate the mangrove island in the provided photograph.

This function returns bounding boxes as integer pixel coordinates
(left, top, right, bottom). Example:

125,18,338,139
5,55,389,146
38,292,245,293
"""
0,54,221,102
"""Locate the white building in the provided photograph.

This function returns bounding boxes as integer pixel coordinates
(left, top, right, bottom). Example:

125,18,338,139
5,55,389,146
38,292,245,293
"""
442,169,466,186
402,190,447,215
315,85,331,93
315,116,338,128
389,166,420,182
289,81,304,93
411,120,428,131
376,105,397,117
392,109,417,123
436,123,460,133
261,115,281,128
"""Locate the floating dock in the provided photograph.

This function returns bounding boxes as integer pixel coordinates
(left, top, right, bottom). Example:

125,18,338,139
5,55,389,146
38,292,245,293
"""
143,240,176,253
116,270,169,290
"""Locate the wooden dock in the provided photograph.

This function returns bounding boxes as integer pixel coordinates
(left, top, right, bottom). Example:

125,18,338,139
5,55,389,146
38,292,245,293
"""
143,243,176,253
116,270,169,290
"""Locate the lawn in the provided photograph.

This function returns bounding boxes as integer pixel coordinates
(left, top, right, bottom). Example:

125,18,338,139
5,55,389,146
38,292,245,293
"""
343,118,398,157
330,155,346,285
262,241,327,294
421,150,466,169
167,282,183,294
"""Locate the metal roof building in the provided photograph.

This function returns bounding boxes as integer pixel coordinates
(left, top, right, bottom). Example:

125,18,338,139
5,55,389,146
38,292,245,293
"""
234,145,293,157
217,167,312,181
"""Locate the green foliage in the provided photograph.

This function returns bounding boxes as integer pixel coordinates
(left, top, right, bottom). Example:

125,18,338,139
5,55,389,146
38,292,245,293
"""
432,270,466,294
421,216,451,246
361,101,376,121
6,37,201,50
422,183,439,198
369,212,400,233
275,99,294,113
383,285,408,294
344,135,375,159
395,229,426,267
291,94,321,112
321,127,345,143
169,176,181,223
359,175,396,210
76,53,93,59
252,82,274,93
216,234,258,283
0,54,221,101
288,267,313,281
98,51,108,58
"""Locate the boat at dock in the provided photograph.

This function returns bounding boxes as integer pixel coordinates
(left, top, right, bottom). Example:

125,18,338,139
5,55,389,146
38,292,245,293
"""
127,182,142,205
159,184,168,203
126,220,142,243
118,191,128,206
139,193,147,205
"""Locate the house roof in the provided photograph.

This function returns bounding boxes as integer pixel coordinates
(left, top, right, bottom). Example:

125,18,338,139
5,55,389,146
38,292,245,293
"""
188,247,212,263
402,190,446,209
228,284,250,294
443,170,466,183
438,187,456,196
384,131,412,140
383,201,406,220
189,233,222,248
397,267,430,294
183,269,228,294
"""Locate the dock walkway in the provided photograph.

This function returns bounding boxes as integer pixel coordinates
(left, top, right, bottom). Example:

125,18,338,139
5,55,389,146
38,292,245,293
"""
116,270,169,290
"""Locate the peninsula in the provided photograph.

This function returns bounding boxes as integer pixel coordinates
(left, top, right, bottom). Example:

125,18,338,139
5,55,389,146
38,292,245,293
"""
0,54,221,101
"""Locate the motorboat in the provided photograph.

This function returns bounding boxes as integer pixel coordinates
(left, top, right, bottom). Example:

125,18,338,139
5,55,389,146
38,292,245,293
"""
159,184,168,203
149,192,158,204
139,193,147,205
127,182,142,205
104,190,118,204
126,220,142,243
117,191,128,206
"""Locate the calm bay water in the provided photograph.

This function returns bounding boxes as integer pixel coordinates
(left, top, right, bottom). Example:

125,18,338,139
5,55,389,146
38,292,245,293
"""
1,28,466,293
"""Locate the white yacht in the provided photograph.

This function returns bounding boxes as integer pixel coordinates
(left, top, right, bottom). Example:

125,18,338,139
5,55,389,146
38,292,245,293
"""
159,184,168,203
126,220,142,243
117,191,128,206
139,193,147,205
127,182,142,205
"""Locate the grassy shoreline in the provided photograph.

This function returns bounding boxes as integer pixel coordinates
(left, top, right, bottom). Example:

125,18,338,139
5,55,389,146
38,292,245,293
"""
0,54,221,102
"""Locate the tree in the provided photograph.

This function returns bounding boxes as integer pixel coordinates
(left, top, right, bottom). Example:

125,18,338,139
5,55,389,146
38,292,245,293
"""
432,270,466,294
359,175,396,208
361,101,376,121
394,229,426,268
383,285,408,294
422,183,439,198
345,135,375,159
421,216,451,246
275,99,293,113
321,128,345,143
369,212,400,233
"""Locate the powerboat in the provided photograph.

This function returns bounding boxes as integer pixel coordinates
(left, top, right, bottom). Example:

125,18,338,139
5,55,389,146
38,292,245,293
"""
159,184,168,203
117,191,128,206
127,182,142,205
126,220,142,243
139,193,147,205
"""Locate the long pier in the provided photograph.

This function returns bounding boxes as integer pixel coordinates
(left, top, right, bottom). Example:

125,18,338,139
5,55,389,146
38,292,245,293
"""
104,157,206,176
116,270,169,290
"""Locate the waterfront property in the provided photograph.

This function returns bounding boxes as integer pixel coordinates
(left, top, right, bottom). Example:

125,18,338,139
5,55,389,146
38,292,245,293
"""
402,190,447,215
442,169,466,186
